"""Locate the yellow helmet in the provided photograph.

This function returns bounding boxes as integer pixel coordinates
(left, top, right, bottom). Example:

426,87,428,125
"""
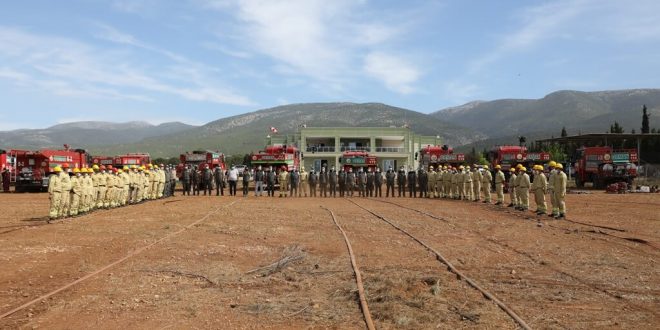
73,168,81,173
148,164,153,168
118,169,123,174
53,166,62,173
516,164,523,169
153,165,159,169
509,167,515,172
555,163,563,169
483,165,489,170
548,161,557,168
429,165,434,170
131,165,137,169
92,164,99,170
123,166,129,170
458,165,464,169
494,164,501,169
520,166,527,171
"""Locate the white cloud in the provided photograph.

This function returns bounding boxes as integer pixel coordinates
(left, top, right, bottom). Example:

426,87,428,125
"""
0,26,254,106
364,52,420,94
201,41,252,59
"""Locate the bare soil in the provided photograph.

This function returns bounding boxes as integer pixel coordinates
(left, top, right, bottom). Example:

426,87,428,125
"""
0,191,658,329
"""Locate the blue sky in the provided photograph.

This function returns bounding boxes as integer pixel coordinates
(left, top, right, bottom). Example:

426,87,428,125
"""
1,0,659,130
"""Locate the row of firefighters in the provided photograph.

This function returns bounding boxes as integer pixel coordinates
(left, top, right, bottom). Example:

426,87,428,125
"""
47,163,177,221
184,162,567,219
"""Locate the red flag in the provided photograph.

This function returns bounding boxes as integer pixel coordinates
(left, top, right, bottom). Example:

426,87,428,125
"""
270,126,278,133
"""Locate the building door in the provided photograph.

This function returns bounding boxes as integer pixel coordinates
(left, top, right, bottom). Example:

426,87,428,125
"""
313,159,322,172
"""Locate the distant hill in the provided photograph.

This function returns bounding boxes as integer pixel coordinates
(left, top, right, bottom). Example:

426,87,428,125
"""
0,121,196,150
90,103,483,158
432,89,660,138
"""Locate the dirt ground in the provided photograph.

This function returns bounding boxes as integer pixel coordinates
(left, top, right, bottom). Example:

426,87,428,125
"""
0,190,658,329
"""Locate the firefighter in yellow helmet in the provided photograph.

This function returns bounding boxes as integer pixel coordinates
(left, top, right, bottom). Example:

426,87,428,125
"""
278,165,289,197
507,167,517,208
493,165,505,205
59,163,72,217
531,165,547,215
481,164,492,203
48,166,64,221
517,166,531,211
68,168,82,216
471,164,482,202
546,161,557,218
552,163,567,219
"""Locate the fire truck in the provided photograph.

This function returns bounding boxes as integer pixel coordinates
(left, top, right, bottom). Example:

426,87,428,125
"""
13,146,90,192
250,145,300,171
113,153,151,168
339,151,378,172
487,146,550,170
91,156,114,167
573,146,638,188
418,145,465,169
1,149,16,183
180,150,227,171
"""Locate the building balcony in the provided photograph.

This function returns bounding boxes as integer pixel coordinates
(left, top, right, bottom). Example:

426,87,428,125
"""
306,146,336,153
374,147,405,153
340,146,371,152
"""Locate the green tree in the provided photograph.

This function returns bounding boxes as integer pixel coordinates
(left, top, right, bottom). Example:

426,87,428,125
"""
641,104,650,134
610,121,624,133
547,143,567,162
561,127,567,137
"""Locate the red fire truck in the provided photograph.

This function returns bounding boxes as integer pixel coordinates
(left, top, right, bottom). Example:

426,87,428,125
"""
250,145,300,171
573,146,638,188
180,150,227,171
114,153,151,168
91,156,114,167
13,146,90,192
418,145,465,168
339,151,378,171
1,149,16,183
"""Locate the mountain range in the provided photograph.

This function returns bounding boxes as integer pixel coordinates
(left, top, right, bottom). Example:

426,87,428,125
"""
1,89,658,157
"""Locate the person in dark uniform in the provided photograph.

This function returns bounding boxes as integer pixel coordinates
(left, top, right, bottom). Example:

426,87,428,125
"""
418,167,428,198
346,167,356,197
319,167,328,197
374,168,383,197
181,165,191,196
338,168,346,197
192,167,201,196
328,166,337,197
254,166,265,196
397,166,406,197
357,168,366,197
163,166,171,197
242,168,251,197
2,168,9,193
308,169,318,197
289,168,299,197
385,167,395,197
202,165,213,195
366,168,375,197
266,166,276,197
214,165,225,196
407,169,417,198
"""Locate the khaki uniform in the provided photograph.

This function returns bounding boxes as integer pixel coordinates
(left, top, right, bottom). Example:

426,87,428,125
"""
463,170,472,200
450,171,458,198
494,170,505,203
157,170,165,198
96,172,107,209
91,171,100,210
471,170,482,201
83,174,93,212
149,170,158,199
532,172,547,213
299,170,308,197
518,172,531,210
60,172,72,217
428,170,437,198
508,173,517,207
278,171,289,197
482,169,493,202
143,172,151,200
121,172,130,205
48,173,63,219
69,175,82,216
106,173,116,208
547,170,556,215
553,171,567,216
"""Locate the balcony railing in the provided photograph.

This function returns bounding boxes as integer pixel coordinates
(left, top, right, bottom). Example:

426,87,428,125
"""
375,147,405,153
306,146,336,152
340,146,371,152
